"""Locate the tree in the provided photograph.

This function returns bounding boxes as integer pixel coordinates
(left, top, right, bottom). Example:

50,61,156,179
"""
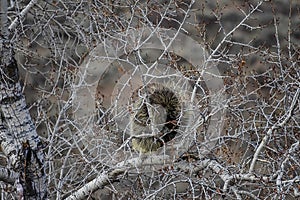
1,0,46,199
0,0,299,199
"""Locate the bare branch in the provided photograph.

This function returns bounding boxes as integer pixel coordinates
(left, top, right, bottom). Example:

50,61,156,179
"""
8,0,38,31
249,88,300,173
0,166,18,184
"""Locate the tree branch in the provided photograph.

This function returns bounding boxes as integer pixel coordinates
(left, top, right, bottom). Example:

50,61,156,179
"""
8,0,38,31
0,166,18,184
66,155,171,200
249,88,300,173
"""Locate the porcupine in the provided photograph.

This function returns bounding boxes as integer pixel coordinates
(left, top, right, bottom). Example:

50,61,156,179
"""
130,83,181,153
130,63,202,153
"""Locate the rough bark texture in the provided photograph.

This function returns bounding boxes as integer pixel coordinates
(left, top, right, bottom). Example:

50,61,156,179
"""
0,57,47,200
1,0,47,199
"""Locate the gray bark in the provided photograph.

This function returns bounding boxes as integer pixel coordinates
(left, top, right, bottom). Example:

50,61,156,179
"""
0,0,47,199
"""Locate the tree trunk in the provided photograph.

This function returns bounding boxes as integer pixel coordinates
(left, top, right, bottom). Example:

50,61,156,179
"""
0,0,47,199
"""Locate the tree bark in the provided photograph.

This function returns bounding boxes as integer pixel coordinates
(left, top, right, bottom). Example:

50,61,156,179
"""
0,0,47,199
